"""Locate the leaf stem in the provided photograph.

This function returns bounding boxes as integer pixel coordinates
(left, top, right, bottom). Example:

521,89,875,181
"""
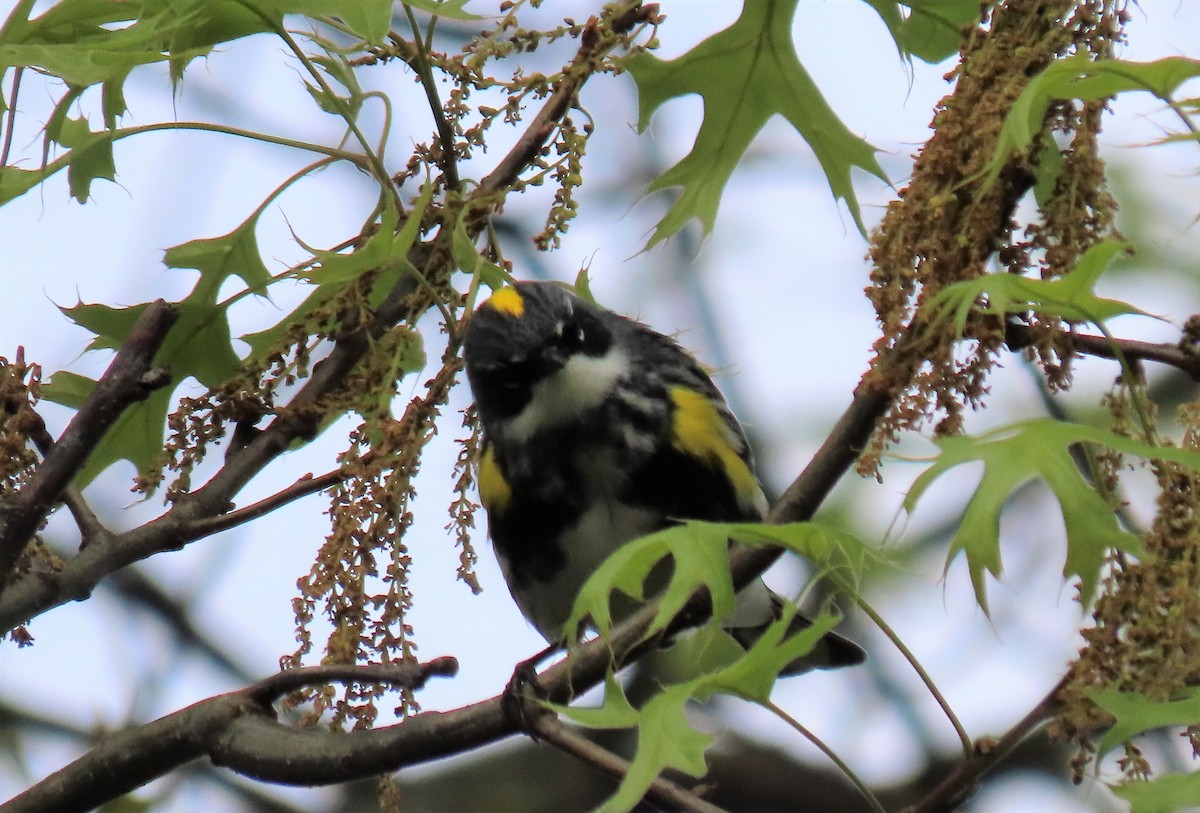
765,700,886,813
854,595,974,758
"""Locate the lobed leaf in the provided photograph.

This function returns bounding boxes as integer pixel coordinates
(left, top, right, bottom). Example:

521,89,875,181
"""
1092,688,1200,760
862,0,980,64
1112,772,1200,813
928,239,1152,334
906,419,1200,612
627,0,885,248
985,55,1200,187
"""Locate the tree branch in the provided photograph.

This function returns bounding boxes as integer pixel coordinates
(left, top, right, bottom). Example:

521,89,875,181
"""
900,677,1066,813
527,712,730,813
474,2,657,199
23,410,113,547
0,658,458,813
0,300,177,590
0,2,654,638
1006,322,1200,382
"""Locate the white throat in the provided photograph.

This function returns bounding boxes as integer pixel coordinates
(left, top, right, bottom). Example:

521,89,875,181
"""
506,347,628,440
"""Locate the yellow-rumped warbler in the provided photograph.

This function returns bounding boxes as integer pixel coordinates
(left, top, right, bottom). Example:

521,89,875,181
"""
463,281,863,674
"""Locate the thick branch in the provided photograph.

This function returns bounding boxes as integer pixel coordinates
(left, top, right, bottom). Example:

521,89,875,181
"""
0,301,176,589
0,659,457,813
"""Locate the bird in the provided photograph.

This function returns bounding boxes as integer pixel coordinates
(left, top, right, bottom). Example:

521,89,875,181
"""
462,280,864,675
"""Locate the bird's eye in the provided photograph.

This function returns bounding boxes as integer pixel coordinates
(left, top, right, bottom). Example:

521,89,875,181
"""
558,320,586,350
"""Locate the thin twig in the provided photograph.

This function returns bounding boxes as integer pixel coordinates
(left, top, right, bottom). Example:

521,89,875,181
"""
1006,322,1200,381
182,459,364,540
0,67,21,170
402,6,460,190
528,712,730,813
855,596,973,758
900,677,1066,813
24,409,113,547
249,659,459,703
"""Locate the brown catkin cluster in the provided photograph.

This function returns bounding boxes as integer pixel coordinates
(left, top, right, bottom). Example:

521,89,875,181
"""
860,0,1126,472
1053,394,1200,781
284,340,463,725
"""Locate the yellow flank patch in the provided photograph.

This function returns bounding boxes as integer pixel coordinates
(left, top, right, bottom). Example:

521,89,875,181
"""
669,386,758,501
485,286,525,318
478,446,512,513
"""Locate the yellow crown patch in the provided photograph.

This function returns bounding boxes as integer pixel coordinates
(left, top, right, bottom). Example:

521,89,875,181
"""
485,287,525,318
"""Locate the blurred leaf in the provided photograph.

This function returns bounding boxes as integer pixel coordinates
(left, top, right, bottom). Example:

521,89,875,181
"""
308,184,431,284
627,0,885,247
733,521,871,591
1112,772,1200,813
323,0,392,43
708,609,839,702
566,522,737,644
555,671,639,730
306,46,365,120
986,55,1200,186
404,0,482,22
863,0,979,63
452,220,509,289
906,419,1200,612
39,370,96,409
929,239,1152,331
0,165,56,205
1093,688,1200,759
603,685,712,813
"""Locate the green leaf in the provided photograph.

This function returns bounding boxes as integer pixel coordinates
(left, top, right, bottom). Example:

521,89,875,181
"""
54,116,116,201
403,0,482,22
308,184,431,284
554,671,639,730
863,0,979,64
1112,773,1200,813
324,0,393,43
906,419,1200,611
51,271,246,485
0,165,56,206
39,370,96,410
1092,688,1200,759
240,281,342,361
732,521,870,591
165,217,272,296
564,523,737,645
451,220,509,289
41,371,175,488
557,522,869,813
709,609,840,702
305,50,364,119
986,55,1200,186
627,0,885,247
928,239,1151,332
599,684,714,813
